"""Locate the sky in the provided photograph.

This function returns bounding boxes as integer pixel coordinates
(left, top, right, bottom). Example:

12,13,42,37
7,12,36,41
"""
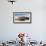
13,12,31,16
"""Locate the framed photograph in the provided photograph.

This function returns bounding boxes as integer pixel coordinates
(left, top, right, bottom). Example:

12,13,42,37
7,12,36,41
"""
13,12,32,24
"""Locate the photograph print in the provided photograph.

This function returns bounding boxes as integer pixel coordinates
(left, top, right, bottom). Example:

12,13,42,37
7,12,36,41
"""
13,12,32,23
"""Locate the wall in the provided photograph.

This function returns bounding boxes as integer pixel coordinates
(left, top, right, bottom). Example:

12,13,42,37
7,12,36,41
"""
0,0,46,41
